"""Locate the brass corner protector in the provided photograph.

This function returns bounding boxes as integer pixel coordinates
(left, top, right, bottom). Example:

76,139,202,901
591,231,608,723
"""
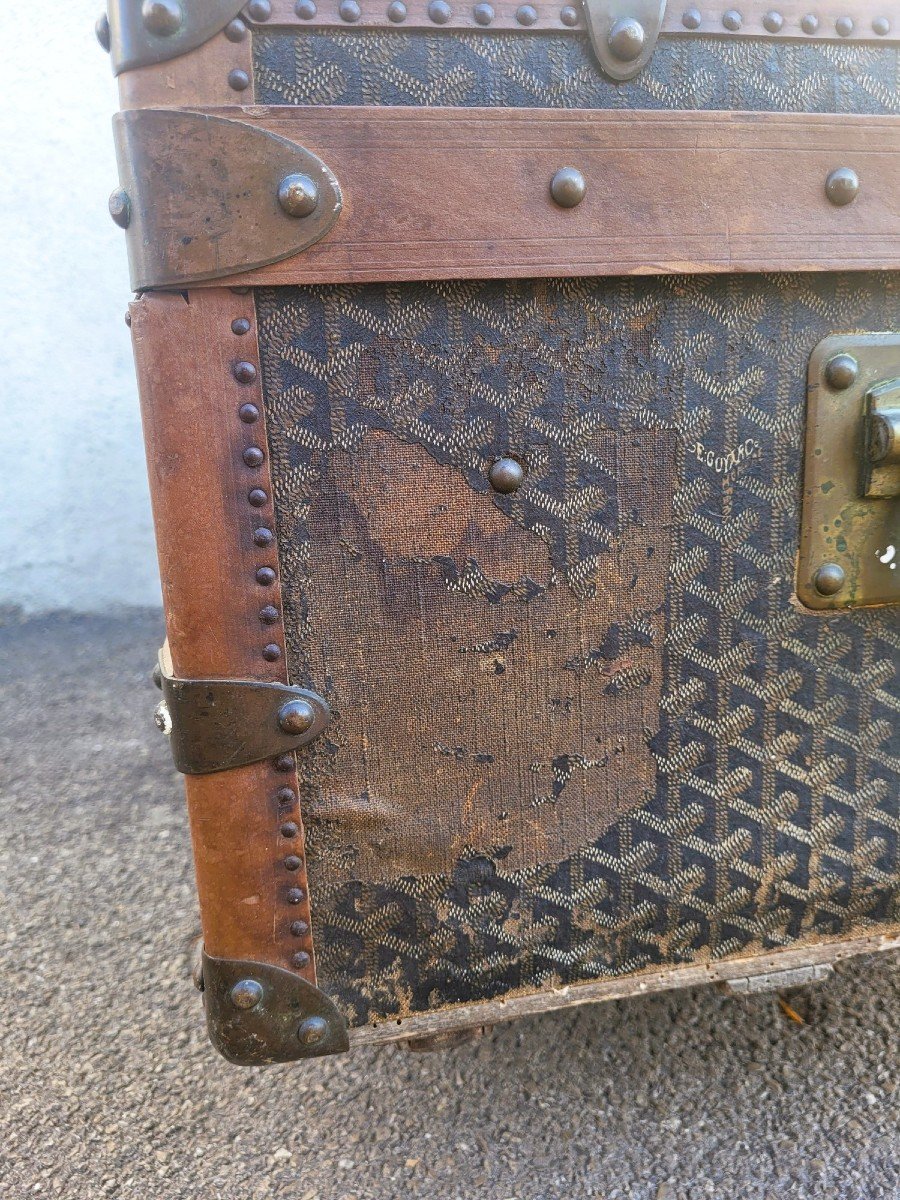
105,0,246,75
111,109,342,290
797,332,900,611
201,953,350,1065
581,0,666,81
154,650,331,774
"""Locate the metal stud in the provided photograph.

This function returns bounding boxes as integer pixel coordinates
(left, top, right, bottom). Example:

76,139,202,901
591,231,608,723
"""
259,603,279,623
278,173,319,218
428,0,452,22
253,526,274,545
834,14,853,34
95,13,111,50
273,753,294,771
228,68,250,91
292,951,311,969
108,189,131,229
284,855,302,871
224,17,248,40
488,457,525,494
297,1015,327,1045
762,10,783,31
473,2,494,22
800,12,818,32
608,17,645,60
681,7,702,27
142,0,183,37
813,563,845,596
278,700,316,736
276,786,297,804
295,0,317,15
722,9,742,29
550,167,586,208
516,4,538,24
232,317,251,335
823,353,859,390
239,403,260,423
249,488,268,507
338,0,361,19
290,920,309,937
824,167,859,207
872,16,890,34
262,644,282,662
286,887,306,905
283,824,300,840
387,0,407,18
256,565,276,584
230,978,263,1009
243,446,265,467
244,0,272,19
234,360,258,384
559,4,578,23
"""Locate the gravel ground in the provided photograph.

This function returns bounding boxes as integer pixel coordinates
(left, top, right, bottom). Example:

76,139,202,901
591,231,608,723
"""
1,611,898,1200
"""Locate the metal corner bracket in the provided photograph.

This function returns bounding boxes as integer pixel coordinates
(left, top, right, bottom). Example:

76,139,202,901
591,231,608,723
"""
581,0,666,81
104,0,246,75
201,952,349,1064
154,649,331,774
111,109,343,290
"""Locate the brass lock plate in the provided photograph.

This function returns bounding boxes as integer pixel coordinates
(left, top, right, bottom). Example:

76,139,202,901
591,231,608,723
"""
797,333,900,611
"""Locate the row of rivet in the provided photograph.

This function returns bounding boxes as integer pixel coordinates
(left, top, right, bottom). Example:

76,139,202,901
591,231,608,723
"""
231,303,312,973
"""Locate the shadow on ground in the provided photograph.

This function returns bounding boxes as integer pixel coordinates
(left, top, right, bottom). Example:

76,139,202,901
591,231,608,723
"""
1,613,897,1200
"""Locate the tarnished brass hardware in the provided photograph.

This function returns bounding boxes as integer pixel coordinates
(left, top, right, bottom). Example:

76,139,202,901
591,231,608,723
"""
825,166,860,206
581,0,666,81
488,457,525,494
106,0,245,75
201,952,349,1065
111,110,342,290
155,648,331,774
550,167,586,208
797,333,900,611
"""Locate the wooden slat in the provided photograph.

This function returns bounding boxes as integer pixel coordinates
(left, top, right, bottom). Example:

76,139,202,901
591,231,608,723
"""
188,106,900,286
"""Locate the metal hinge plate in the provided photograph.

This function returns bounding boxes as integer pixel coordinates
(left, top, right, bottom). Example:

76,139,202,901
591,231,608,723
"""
154,650,331,774
797,333,900,611
111,109,342,290
581,0,666,81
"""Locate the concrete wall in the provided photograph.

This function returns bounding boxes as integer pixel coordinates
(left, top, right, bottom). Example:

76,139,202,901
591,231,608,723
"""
0,1,161,614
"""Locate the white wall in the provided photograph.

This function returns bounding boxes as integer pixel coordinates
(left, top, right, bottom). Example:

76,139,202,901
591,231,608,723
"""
0,0,161,614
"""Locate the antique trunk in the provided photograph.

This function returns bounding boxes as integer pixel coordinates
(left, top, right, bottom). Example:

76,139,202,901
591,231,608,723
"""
101,0,900,1063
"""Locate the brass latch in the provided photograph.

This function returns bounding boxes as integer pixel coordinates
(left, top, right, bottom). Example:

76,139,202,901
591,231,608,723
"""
797,333,900,610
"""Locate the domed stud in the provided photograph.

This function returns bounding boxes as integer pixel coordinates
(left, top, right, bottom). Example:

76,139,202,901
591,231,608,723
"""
607,16,644,61
428,0,452,22
550,167,586,208
230,979,263,1009
295,0,317,15
338,0,361,20
95,13,111,50
278,699,316,736
813,563,845,597
387,0,407,20
278,174,319,218
516,4,538,24
559,4,579,24
800,12,818,32
722,8,742,30
297,1015,328,1045
224,17,248,40
141,0,183,37
823,353,858,390
487,458,525,494
872,16,890,34
228,68,251,91
473,2,494,22
108,189,131,229
834,14,853,35
763,10,783,31
824,167,859,207
681,7,702,28
244,0,273,19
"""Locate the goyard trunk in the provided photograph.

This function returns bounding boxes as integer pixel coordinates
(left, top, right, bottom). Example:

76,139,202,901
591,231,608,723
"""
102,0,900,1063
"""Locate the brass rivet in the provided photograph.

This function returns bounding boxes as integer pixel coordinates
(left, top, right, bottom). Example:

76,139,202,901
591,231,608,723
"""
387,0,407,19
256,564,276,583
550,167,586,208
800,12,818,32
249,488,268,508
230,979,263,1009
292,950,311,969
608,16,645,60
239,403,260,423
284,854,302,871
278,700,316,736
868,412,900,465
224,17,248,40
245,0,272,19
232,317,251,335
108,189,131,229
95,13,111,50
488,457,525,494
428,0,452,22
813,563,845,596
276,786,297,804
243,446,264,467
228,68,250,91
338,0,361,18
262,644,282,662
295,0,317,15
722,8,742,29
290,919,309,936
253,527,274,546
681,7,702,27
286,886,306,904
234,360,258,384
282,824,300,840
259,603,279,622
141,0,183,37
278,173,319,218
825,167,859,207
516,4,538,24
763,10,783,31
559,4,578,24
835,14,853,34
273,753,294,771
823,353,858,390
473,1,494,22
872,16,890,34
297,1015,328,1045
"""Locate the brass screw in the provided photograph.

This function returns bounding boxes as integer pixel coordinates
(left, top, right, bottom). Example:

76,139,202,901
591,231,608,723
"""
824,353,858,390
608,16,645,60
278,699,316,736
230,979,263,1009
813,563,845,596
825,167,859,206
550,167,586,208
278,174,319,218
